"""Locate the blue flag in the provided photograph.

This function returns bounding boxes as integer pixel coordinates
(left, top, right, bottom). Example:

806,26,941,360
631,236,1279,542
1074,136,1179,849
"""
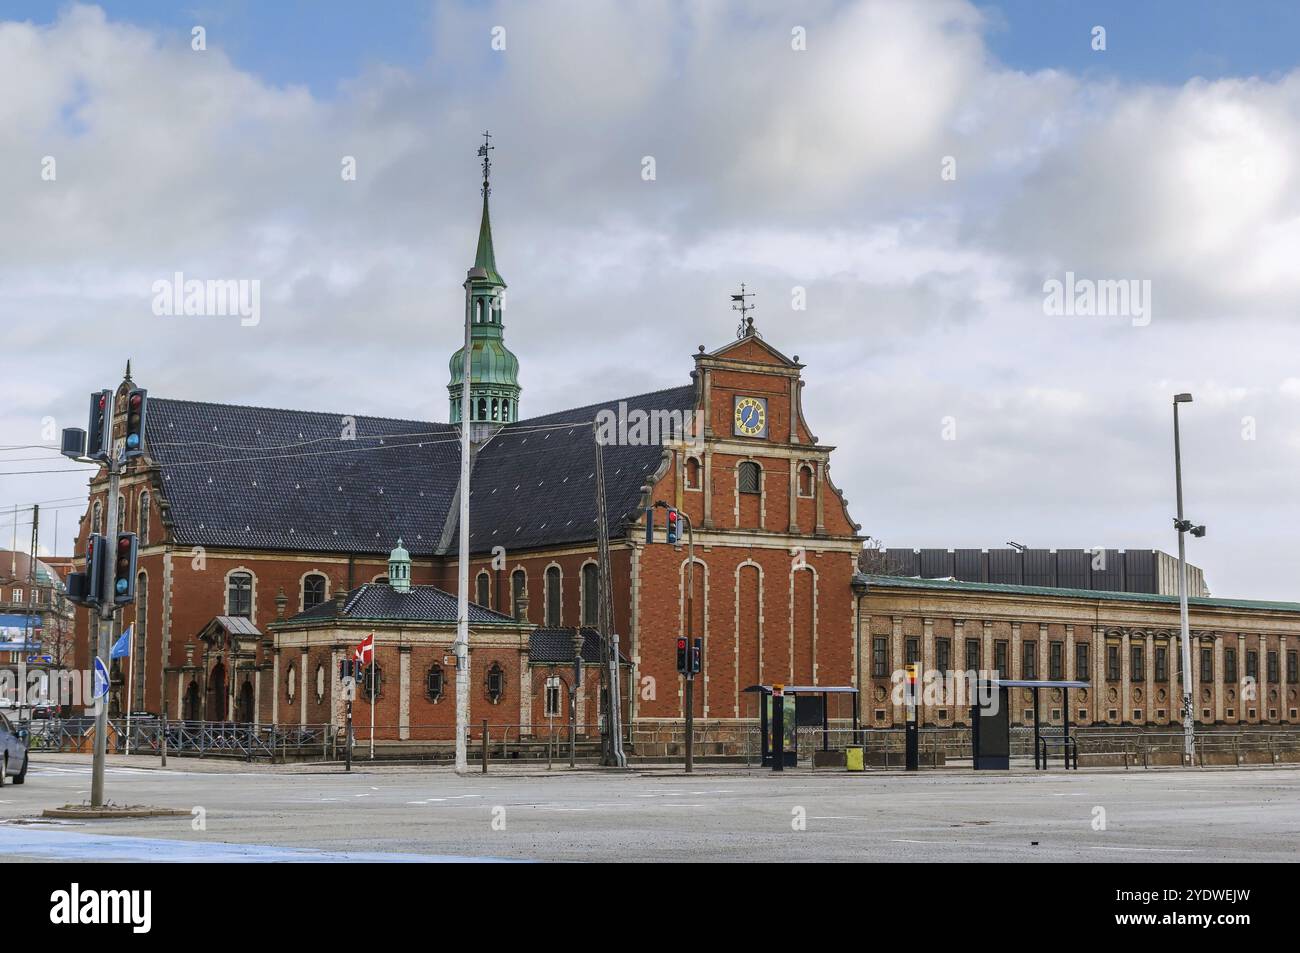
111,626,132,659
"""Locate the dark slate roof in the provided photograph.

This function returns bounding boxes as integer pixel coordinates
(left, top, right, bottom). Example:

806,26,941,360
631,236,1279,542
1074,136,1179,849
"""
461,385,696,554
148,399,459,557
145,384,696,557
528,627,629,664
281,584,517,626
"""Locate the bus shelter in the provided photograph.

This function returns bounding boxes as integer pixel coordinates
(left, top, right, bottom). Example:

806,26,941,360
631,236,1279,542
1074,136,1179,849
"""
742,685,858,767
971,678,1088,770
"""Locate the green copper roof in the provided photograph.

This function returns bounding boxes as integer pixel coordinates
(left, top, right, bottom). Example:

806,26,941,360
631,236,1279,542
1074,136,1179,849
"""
474,191,505,287
854,573,1300,614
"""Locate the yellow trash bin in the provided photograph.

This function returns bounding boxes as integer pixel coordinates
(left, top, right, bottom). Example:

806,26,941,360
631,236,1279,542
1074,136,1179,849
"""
845,745,864,772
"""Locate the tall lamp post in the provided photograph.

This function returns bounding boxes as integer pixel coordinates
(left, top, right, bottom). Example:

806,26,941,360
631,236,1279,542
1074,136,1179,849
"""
1172,393,1205,765
454,265,488,774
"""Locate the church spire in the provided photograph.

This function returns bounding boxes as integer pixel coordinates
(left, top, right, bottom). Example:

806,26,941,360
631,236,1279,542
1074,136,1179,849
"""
448,131,522,427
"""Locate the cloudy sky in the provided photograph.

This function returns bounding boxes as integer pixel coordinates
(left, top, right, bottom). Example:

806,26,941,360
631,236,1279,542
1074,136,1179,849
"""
2,0,1298,599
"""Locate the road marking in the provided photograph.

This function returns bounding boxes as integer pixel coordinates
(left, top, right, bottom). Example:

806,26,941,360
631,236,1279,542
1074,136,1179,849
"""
0,827,520,863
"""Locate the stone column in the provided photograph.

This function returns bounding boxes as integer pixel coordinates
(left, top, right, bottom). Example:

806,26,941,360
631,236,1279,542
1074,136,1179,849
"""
1237,633,1246,723
300,647,310,729
1214,634,1225,723
1259,635,1270,722
922,618,934,726
891,617,903,725
519,647,531,733
271,648,281,726
399,645,411,741
1010,622,1022,724
982,621,994,680
1092,626,1104,722
1281,635,1289,724
814,461,826,535
1120,630,1131,724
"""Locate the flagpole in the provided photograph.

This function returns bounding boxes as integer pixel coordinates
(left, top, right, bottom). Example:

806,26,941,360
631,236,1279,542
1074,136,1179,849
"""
369,633,375,759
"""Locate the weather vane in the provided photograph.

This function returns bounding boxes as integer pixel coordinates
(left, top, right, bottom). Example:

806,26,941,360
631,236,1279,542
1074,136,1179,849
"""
731,283,757,339
477,130,494,197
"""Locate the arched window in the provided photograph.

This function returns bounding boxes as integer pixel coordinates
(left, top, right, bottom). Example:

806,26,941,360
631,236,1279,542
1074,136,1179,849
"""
133,572,147,707
684,456,701,490
477,397,487,421
227,572,253,617
476,570,490,608
511,569,526,618
138,491,150,543
491,398,500,422
426,664,445,702
545,566,561,627
797,464,814,497
485,662,505,704
501,399,510,420
302,573,327,611
738,461,761,494
581,563,599,626
93,500,103,535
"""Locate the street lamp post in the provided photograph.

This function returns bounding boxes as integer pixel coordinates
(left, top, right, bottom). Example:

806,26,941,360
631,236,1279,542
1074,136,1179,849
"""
454,265,488,774
1173,393,1197,765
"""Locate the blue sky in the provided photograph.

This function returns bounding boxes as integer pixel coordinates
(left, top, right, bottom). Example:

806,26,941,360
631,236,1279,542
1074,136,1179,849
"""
8,0,1300,95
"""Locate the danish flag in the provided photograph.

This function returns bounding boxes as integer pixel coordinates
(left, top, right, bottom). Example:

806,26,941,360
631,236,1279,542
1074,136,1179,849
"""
354,634,374,665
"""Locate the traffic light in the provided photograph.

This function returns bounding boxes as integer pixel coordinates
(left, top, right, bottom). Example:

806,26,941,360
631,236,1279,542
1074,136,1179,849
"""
82,533,108,607
676,637,688,674
339,659,356,679
666,507,680,544
65,571,90,606
86,390,111,461
113,533,138,605
690,637,701,675
124,388,148,458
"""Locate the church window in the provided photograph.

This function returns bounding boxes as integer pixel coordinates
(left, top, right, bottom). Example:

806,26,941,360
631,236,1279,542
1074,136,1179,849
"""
501,399,510,420
684,456,701,490
738,461,761,494
227,572,253,617
477,397,487,420
426,665,444,702
581,562,599,626
545,566,561,627
797,464,814,497
476,570,490,608
511,569,526,617
359,662,383,701
93,500,103,534
138,491,150,543
302,574,327,611
117,495,126,532
485,662,505,704
491,398,500,421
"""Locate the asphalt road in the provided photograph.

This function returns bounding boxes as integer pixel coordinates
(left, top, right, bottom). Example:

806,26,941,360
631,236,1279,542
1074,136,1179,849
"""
0,754,1296,862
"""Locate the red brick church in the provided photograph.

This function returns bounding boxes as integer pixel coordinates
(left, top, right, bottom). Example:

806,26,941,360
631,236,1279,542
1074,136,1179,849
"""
70,166,864,747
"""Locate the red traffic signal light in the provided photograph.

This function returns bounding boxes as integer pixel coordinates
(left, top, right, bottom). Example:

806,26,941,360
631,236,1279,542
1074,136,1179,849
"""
113,532,138,605
676,637,688,673
124,388,148,458
666,507,680,544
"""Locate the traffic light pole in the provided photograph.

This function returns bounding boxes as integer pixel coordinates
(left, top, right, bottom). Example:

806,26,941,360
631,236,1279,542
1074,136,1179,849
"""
90,451,123,809
683,514,695,774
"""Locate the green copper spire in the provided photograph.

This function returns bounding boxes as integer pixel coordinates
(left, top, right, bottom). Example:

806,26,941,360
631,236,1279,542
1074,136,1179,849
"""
448,131,521,426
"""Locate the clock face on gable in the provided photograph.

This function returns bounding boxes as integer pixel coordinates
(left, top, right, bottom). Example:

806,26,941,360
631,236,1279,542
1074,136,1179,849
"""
733,396,768,438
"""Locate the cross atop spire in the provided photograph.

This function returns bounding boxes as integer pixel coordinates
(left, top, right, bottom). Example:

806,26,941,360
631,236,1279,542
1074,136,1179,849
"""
731,283,757,339
477,130,494,197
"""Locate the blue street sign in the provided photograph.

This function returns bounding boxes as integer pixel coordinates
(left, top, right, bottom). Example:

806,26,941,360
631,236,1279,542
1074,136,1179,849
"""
92,657,110,701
